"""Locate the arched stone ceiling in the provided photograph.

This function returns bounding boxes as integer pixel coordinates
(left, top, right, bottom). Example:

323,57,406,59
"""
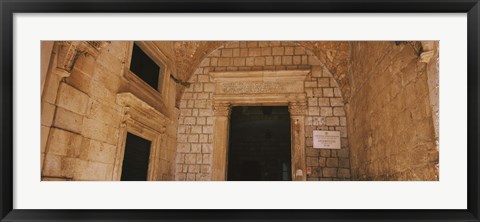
171,41,351,108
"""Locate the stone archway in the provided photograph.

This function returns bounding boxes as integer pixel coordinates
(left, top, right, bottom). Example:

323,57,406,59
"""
209,69,310,181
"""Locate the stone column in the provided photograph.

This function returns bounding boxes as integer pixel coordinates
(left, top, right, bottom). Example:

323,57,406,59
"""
289,102,307,181
211,102,231,181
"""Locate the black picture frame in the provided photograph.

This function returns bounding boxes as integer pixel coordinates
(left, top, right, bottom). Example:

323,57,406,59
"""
1,0,479,221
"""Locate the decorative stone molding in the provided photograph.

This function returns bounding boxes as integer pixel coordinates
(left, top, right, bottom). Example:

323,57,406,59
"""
288,102,308,116
55,41,110,72
212,102,231,117
116,92,168,134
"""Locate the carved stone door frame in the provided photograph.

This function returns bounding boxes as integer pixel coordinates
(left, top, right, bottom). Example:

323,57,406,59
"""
209,70,309,181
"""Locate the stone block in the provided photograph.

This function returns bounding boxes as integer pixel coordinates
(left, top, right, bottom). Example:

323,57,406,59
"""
313,88,323,97
320,150,330,157
180,109,192,117
198,75,210,83
339,158,350,168
42,154,63,177
282,56,293,65
53,107,84,134
202,154,212,164
318,98,330,106
318,157,326,167
199,134,208,143
86,100,122,127
194,100,207,108
254,57,266,66
326,117,339,126
175,173,186,181
73,160,112,181
201,165,211,173
322,167,337,177
333,107,346,116
326,158,339,167
56,82,89,115
308,98,318,106
48,128,82,157
323,88,334,97
233,58,246,66
196,173,210,181
204,83,215,92
217,58,231,66
308,107,320,116
272,47,284,55
240,48,248,57
190,143,202,153
41,126,50,153
247,42,258,47
188,135,199,143
191,126,203,134
188,165,200,173
185,154,196,164
41,102,56,127
330,98,344,106
196,117,206,125
284,47,294,55
295,47,306,55
307,157,319,166
320,107,333,116
273,56,282,65
184,117,196,125
338,168,351,178
80,139,116,164
222,49,233,57
203,126,213,134
81,117,118,145
232,49,240,57
202,144,213,153
175,153,185,163
193,84,203,92
196,154,203,164
248,48,262,57
337,148,349,158
305,81,317,88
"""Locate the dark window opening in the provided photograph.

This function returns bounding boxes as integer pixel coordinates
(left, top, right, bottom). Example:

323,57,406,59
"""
130,44,161,90
121,132,152,181
227,106,292,181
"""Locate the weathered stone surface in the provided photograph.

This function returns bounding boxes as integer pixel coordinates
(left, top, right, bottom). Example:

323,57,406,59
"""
348,41,438,181
56,82,89,115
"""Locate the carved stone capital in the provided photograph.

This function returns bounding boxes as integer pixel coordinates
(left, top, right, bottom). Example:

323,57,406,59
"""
55,41,111,72
288,102,307,116
213,102,231,117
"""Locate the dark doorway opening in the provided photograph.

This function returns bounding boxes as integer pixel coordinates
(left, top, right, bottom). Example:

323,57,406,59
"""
227,106,292,181
121,132,152,181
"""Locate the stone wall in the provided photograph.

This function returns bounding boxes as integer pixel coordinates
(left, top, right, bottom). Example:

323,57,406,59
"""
347,41,439,180
41,41,178,181
175,41,350,181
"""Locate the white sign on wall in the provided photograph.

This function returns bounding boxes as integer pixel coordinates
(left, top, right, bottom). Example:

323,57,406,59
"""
313,130,341,149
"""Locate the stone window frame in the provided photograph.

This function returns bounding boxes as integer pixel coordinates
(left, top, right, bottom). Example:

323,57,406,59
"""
122,41,172,112
112,93,168,181
209,70,310,181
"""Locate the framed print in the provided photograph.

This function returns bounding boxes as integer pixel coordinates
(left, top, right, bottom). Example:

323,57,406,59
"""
1,0,479,221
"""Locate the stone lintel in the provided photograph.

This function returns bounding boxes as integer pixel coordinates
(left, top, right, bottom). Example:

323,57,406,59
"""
116,92,167,133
